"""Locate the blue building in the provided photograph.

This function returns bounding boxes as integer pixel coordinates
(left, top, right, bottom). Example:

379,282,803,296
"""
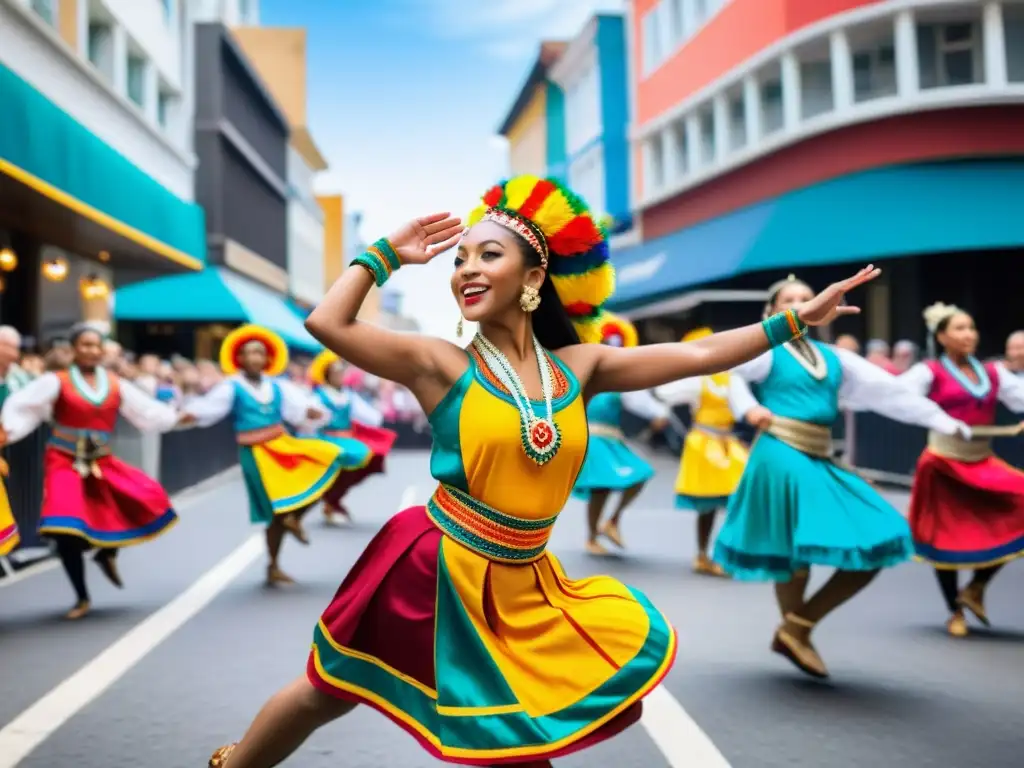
548,14,631,233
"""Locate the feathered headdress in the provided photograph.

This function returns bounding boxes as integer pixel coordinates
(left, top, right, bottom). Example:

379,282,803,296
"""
466,175,614,343
597,312,638,348
219,324,289,377
308,349,342,385
923,302,960,333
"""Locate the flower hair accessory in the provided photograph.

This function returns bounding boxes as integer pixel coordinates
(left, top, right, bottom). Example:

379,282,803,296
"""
467,175,614,343
597,312,638,348
923,302,960,333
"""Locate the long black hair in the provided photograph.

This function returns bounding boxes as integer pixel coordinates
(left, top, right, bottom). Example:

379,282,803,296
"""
506,230,580,351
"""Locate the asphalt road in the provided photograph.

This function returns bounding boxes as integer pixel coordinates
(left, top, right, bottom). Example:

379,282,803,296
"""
1,450,1022,768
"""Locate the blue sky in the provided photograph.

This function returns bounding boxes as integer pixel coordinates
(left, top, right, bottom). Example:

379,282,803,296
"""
261,0,625,337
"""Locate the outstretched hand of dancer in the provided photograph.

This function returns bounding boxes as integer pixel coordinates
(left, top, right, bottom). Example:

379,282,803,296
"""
745,406,774,430
388,213,465,265
794,265,882,326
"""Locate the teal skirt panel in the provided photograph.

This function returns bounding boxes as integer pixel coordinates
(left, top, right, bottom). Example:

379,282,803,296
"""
675,495,729,513
713,434,912,581
572,435,655,497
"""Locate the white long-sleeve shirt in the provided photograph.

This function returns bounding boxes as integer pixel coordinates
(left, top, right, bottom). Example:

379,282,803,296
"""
727,345,965,436
899,361,1024,412
0,371,180,444
655,375,744,411
315,386,385,427
620,390,671,421
182,375,323,430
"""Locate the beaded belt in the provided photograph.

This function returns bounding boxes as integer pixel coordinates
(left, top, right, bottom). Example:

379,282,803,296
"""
928,431,993,462
236,424,286,445
426,484,556,564
766,415,832,458
589,423,625,441
49,426,112,478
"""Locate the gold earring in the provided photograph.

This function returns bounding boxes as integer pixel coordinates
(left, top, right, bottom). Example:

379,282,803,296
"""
456,316,464,338
519,285,541,313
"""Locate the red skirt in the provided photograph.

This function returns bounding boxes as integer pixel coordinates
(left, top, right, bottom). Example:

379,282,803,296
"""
351,421,398,459
37,447,177,548
307,506,657,765
909,449,1024,568
322,422,396,506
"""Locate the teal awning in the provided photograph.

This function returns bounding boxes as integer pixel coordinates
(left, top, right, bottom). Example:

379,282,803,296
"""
609,159,1024,310
113,268,321,352
0,63,205,268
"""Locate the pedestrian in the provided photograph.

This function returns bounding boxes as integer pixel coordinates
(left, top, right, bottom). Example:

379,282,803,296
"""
178,325,353,585
0,324,184,619
307,350,396,524
655,326,748,576
713,275,972,679
208,175,877,768
901,303,1024,637
571,312,670,554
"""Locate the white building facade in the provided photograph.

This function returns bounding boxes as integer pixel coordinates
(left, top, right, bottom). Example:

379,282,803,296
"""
286,145,325,304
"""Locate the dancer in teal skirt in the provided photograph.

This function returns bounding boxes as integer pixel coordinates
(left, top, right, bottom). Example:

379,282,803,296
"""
714,275,971,679
573,313,669,555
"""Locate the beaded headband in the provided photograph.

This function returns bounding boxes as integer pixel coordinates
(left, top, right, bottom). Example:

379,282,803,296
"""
467,175,615,343
482,208,549,267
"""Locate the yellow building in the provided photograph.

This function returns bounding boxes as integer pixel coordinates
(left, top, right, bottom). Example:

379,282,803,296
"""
498,42,567,179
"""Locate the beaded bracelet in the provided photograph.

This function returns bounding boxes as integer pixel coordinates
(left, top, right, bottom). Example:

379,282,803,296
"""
351,238,402,287
761,308,808,347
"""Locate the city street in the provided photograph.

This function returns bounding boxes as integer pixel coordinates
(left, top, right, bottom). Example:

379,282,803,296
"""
1,450,1022,768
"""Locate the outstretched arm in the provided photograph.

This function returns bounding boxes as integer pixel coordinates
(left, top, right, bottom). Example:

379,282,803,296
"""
995,363,1024,413
0,373,60,444
586,266,881,393
305,214,465,413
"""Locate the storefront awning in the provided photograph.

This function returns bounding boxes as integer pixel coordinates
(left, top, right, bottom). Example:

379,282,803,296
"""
0,63,205,270
113,268,321,352
608,159,1024,310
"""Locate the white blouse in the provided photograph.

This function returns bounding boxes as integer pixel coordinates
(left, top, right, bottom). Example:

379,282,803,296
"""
0,371,180,444
182,375,323,429
900,361,1024,412
655,375,744,412
619,390,671,422
727,344,965,436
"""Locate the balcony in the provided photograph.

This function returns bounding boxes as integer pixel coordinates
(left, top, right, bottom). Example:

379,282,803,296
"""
635,1,1024,209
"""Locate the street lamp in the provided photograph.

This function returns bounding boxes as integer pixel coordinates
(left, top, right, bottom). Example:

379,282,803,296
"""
42,257,69,282
0,247,17,272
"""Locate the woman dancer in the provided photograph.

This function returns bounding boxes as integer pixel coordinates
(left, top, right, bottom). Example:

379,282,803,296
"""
655,327,747,576
208,176,877,768
903,303,1024,637
572,312,670,554
0,324,181,619
713,276,971,679
307,350,396,523
180,325,349,585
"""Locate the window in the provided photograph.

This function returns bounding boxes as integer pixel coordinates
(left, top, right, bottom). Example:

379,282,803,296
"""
670,119,688,178
853,43,896,102
728,95,746,150
88,22,114,82
668,0,685,45
645,135,665,193
239,0,251,23
642,7,663,74
761,80,783,135
30,0,56,26
938,23,977,86
162,0,172,21
158,91,171,128
800,60,833,119
698,108,714,165
127,54,146,107
694,0,708,24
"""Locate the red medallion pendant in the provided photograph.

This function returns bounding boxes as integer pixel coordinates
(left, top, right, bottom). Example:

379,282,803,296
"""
522,417,561,465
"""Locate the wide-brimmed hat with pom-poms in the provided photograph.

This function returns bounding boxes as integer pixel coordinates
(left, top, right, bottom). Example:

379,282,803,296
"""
466,175,614,343
219,324,289,377
308,349,343,385
597,312,639,348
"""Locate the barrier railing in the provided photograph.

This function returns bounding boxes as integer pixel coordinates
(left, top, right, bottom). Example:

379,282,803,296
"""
159,420,238,495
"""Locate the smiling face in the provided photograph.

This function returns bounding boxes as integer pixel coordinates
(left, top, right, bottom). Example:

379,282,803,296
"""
937,311,978,357
73,330,104,369
240,340,268,376
450,220,546,323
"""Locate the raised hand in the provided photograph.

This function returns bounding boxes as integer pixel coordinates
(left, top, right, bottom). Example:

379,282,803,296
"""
795,265,881,327
387,213,465,266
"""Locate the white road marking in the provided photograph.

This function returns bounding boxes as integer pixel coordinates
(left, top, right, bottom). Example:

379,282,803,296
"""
0,558,59,590
0,533,264,767
641,684,732,767
398,484,417,512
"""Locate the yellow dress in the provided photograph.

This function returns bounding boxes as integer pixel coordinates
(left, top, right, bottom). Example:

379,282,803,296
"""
0,473,18,556
675,373,748,512
309,348,677,763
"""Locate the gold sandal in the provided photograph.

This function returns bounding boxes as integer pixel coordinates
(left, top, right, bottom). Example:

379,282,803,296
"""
266,565,295,586
693,554,728,578
957,584,990,626
208,744,237,767
65,600,91,620
946,612,969,638
771,613,829,679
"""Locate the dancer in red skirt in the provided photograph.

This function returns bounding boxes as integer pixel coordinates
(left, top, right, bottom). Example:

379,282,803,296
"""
307,351,396,524
207,175,878,767
903,303,1024,637
0,324,184,619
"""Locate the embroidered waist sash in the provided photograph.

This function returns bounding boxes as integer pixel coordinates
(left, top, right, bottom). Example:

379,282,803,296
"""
323,428,353,439
236,423,286,446
427,484,556,564
589,423,625,441
928,431,993,462
49,426,112,478
765,415,832,458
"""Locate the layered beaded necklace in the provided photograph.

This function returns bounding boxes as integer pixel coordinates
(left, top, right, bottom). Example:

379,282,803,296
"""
472,333,561,465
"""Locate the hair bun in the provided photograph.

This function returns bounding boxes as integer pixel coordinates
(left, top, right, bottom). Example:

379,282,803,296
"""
922,302,959,333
